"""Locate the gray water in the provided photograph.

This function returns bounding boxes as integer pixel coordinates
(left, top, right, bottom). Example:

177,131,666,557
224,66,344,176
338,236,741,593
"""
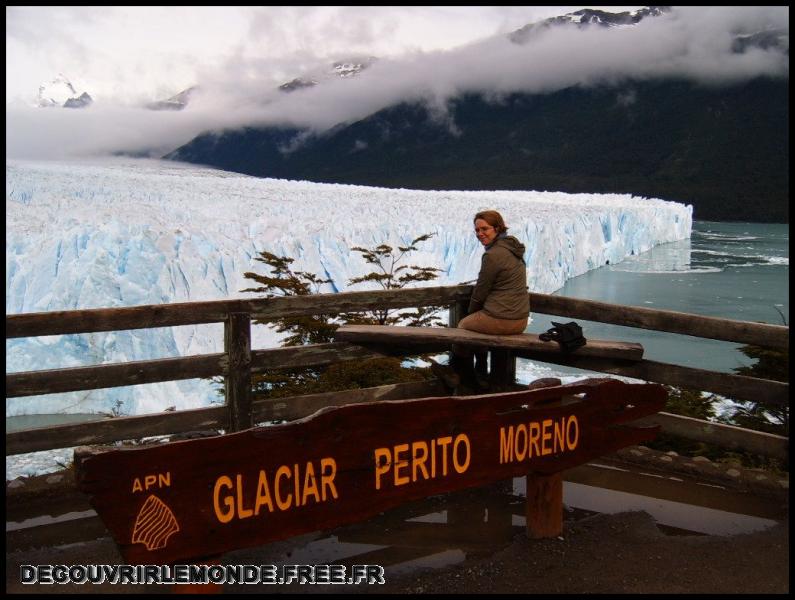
6,413,110,432
525,220,789,375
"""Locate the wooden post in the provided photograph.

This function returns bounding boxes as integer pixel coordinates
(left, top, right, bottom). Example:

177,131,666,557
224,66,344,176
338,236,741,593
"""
224,313,252,432
489,349,516,391
525,473,563,539
448,289,470,328
448,290,471,389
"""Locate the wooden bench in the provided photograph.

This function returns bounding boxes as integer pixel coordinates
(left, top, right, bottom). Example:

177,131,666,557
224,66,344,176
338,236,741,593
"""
335,325,644,362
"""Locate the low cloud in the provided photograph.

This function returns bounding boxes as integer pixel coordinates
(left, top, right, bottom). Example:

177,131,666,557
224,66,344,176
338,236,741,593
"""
6,6,788,161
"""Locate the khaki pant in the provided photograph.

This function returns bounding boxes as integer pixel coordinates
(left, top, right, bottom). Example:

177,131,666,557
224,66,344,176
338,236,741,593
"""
454,311,528,377
457,311,528,335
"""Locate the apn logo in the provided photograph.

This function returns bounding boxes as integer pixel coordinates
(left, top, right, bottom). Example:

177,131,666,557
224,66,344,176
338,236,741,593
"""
132,494,180,550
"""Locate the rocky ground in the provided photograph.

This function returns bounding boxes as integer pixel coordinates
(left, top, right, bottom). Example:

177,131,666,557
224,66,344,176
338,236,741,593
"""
360,510,789,594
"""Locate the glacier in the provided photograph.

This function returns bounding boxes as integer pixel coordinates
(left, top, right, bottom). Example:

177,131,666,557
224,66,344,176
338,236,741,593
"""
6,157,692,422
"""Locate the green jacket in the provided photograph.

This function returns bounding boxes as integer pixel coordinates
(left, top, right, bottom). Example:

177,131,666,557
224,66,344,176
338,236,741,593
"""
468,235,530,319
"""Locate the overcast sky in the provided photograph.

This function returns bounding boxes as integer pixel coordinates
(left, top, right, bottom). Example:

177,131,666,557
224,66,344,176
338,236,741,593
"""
6,6,789,160
7,6,625,104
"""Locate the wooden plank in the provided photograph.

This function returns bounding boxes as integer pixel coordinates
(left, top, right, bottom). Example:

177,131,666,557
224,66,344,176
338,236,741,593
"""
633,411,788,461
5,343,385,399
74,378,666,564
6,406,228,455
6,287,462,339
528,292,789,350
6,300,244,339
225,313,252,432
515,352,789,406
335,325,644,361
250,287,458,320
250,342,385,372
631,360,789,405
6,354,226,398
5,381,445,456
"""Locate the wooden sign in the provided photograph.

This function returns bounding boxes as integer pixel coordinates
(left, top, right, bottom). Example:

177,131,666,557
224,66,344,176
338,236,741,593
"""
74,378,665,564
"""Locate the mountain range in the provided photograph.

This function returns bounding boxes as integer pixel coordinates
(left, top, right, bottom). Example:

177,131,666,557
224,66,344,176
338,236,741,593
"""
35,56,376,112
35,8,787,223
35,74,192,112
166,76,787,222
162,7,788,223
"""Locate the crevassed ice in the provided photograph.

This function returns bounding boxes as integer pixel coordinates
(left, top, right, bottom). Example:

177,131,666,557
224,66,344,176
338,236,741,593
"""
5,157,692,417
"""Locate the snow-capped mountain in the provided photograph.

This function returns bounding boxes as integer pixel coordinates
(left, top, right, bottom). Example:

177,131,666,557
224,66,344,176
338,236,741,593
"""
279,56,377,92
509,6,671,43
36,74,93,108
63,92,93,109
331,59,375,78
146,85,200,111
144,55,375,108
6,157,692,418
510,6,672,44
508,6,788,53
279,77,319,93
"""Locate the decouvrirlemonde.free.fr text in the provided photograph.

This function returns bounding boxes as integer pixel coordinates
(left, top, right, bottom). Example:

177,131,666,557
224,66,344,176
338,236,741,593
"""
21,564,385,585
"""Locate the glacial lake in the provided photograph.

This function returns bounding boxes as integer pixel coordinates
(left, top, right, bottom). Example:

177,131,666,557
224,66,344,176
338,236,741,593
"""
521,220,789,377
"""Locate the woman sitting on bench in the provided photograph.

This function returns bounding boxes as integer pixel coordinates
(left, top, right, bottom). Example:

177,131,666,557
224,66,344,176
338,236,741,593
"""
451,210,530,391
461,210,530,334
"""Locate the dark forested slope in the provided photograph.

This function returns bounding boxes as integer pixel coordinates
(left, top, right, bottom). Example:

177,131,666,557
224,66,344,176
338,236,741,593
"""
167,77,788,223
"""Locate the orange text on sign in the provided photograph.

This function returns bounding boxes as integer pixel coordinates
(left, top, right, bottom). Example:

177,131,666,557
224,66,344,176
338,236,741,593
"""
499,415,579,464
373,433,471,490
212,458,338,523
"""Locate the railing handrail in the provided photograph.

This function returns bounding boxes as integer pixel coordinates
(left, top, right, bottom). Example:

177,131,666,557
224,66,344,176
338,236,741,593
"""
6,285,789,349
5,285,789,459
4,286,465,339
527,292,789,350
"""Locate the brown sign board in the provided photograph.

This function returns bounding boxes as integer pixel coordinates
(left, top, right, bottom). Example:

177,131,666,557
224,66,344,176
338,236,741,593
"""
74,378,665,564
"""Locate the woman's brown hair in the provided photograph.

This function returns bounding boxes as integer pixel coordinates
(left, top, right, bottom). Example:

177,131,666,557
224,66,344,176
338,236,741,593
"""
474,210,508,234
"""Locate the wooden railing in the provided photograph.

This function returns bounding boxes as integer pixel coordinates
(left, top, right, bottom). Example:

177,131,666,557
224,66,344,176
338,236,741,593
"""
5,285,789,459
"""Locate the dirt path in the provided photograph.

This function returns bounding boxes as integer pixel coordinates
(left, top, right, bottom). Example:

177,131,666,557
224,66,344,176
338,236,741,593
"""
363,511,789,594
